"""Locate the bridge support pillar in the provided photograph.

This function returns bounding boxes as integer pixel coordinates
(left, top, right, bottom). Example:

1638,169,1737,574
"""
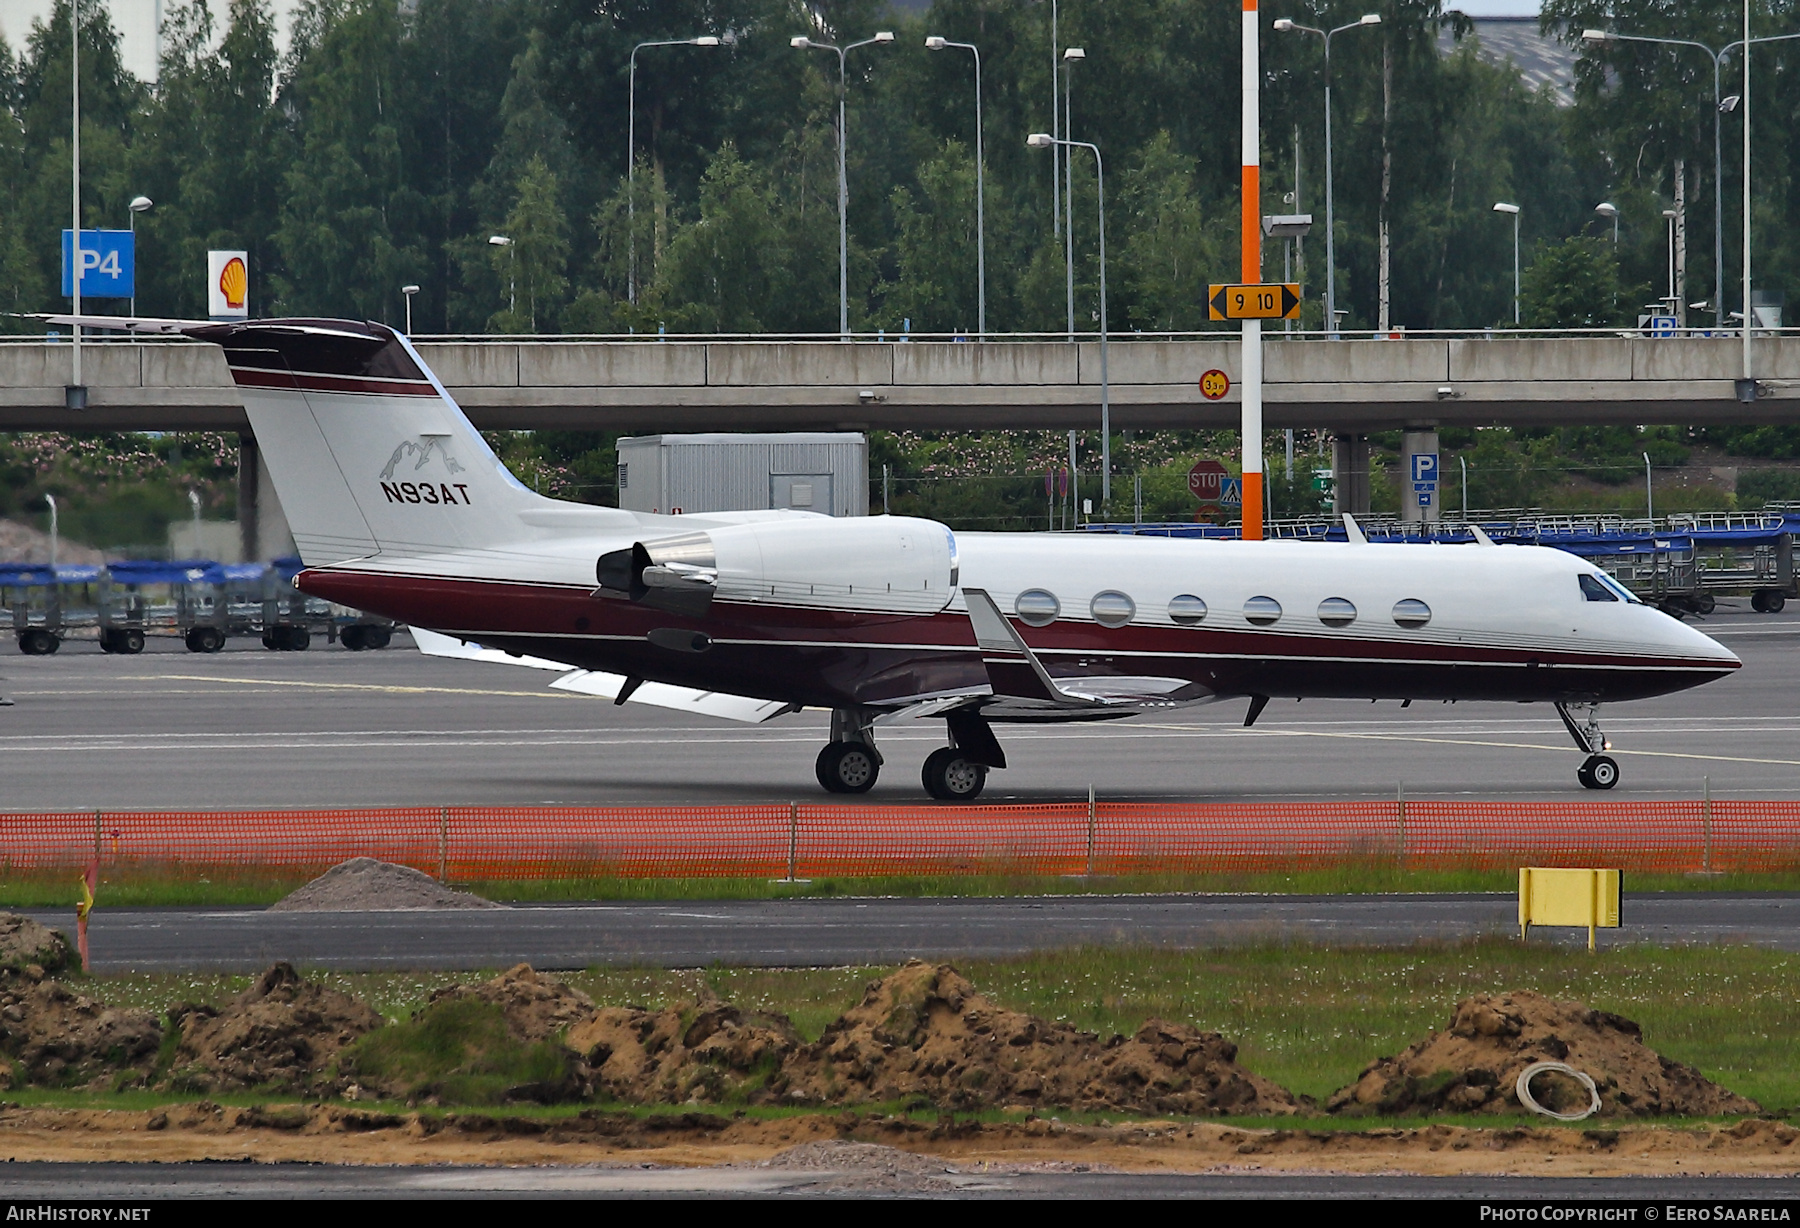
1331,432,1370,518
237,434,296,562
1400,424,1441,526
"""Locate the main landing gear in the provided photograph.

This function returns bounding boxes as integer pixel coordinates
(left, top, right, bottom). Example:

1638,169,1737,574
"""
1556,701,1619,791
814,706,1008,801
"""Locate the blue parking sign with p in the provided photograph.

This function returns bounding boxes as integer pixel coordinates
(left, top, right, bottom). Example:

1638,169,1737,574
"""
1410,453,1440,484
61,229,135,298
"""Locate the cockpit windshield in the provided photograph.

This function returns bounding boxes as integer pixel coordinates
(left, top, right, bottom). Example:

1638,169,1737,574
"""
1580,572,1641,604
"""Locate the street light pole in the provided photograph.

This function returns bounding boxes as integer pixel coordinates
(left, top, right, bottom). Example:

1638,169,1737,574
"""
627,36,721,306
488,235,514,318
1275,14,1379,340
1062,47,1084,342
794,31,895,340
1582,30,1725,329
401,284,420,335
1029,134,1109,506
127,195,152,318
1492,202,1521,324
70,0,82,400
926,36,985,338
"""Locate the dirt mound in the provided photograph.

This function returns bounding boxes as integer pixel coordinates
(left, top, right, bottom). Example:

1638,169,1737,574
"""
566,992,802,1105
0,915,75,975
1327,990,1761,1119
781,960,1299,1117
165,963,384,1093
269,858,503,912
0,971,161,1089
426,965,595,1043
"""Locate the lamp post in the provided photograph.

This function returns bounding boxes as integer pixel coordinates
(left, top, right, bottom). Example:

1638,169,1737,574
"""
1582,29,1728,329
1594,200,1619,244
1492,202,1521,324
1062,46,1084,342
401,283,420,335
1274,13,1379,340
1662,207,1679,317
126,195,151,318
69,0,82,407
1050,0,1061,240
1719,27,1800,382
793,30,896,340
1644,451,1654,522
488,235,514,318
1030,133,1110,506
926,35,985,338
46,494,58,570
627,35,722,305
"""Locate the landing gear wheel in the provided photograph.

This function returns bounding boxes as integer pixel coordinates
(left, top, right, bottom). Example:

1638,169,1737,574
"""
340,625,367,651
815,742,880,794
186,627,224,653
1578,754,1619,790
922,747,988,802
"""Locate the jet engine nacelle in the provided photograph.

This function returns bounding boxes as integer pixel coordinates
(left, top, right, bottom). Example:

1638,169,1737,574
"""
597,515,957,617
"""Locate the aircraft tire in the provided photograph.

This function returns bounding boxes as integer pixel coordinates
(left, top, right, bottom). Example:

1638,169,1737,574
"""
1579,755,1619,791
816,742,879,794
922,747,987,802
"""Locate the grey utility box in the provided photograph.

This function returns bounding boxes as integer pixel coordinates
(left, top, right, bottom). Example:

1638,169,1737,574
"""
616,433,868,517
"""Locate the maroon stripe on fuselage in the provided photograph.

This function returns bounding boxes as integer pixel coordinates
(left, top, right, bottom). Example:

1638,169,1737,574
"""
227,367,438,398
299,567,1736,708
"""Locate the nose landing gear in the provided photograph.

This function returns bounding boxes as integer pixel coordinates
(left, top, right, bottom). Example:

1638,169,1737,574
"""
1556,701,1619,791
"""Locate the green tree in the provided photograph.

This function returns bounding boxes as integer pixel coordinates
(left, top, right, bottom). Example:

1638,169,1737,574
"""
1520,236,1627,328
1115,132,1231,332
488,156,568,332
882,139,980,333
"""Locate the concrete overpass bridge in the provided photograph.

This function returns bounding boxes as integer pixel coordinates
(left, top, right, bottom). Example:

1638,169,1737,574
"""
3,331,1796,433
3,330,1795,553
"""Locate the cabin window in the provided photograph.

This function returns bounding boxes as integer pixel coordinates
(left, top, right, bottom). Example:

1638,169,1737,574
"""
1392,598,1432,629
1090,590,1136,628
1015,588,1060,626
1168,594,1208,625
1244,595,1282,626
1579,574,1618,603
1317,597,1357,628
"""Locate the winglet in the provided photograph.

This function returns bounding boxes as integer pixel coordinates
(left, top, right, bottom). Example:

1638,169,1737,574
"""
963,588,1086,705
1341,513,1368,545
1469,524,1498,547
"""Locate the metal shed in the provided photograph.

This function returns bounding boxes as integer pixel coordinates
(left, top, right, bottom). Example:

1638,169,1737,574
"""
616,433,868,518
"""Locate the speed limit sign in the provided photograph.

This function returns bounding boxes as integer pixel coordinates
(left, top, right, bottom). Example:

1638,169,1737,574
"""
1199,369,1230,400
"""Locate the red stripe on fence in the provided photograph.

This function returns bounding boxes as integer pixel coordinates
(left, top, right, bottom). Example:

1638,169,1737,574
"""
3,799,1798,880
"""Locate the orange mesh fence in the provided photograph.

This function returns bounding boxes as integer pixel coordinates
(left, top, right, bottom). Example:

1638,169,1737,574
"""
795,805,1092,877
2,800,1799,880
447,806,792,880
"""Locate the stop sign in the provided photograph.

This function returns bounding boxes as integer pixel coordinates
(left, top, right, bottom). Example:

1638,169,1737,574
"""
1188,459,1228,502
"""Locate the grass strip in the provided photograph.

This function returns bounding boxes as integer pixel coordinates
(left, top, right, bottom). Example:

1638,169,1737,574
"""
5,867,1799,909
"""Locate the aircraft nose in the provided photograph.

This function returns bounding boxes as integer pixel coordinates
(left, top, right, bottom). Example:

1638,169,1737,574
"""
1682,621,1741,668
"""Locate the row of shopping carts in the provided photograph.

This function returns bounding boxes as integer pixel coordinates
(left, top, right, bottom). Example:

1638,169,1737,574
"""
0,557,397,655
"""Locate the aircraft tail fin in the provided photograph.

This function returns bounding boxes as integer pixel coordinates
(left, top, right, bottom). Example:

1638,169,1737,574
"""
183,318,591,565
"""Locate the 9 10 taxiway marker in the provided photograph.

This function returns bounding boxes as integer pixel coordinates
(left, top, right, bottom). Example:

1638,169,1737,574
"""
1208,282,1301,321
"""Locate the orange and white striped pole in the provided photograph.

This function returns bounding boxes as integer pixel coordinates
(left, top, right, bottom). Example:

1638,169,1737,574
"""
1240,0,1264,541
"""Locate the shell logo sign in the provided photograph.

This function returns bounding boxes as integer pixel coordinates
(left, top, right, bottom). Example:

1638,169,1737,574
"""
207,250,249,319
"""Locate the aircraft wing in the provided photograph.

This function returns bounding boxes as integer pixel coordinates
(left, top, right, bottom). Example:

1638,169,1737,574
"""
410,627,794,724
866,591,1220,725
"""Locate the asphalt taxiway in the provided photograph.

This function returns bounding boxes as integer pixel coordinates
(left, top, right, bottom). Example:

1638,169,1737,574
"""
22,891,1800,972
1,604,1796,809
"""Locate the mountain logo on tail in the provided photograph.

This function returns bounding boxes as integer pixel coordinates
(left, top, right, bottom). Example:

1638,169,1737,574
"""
380,436,471,506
